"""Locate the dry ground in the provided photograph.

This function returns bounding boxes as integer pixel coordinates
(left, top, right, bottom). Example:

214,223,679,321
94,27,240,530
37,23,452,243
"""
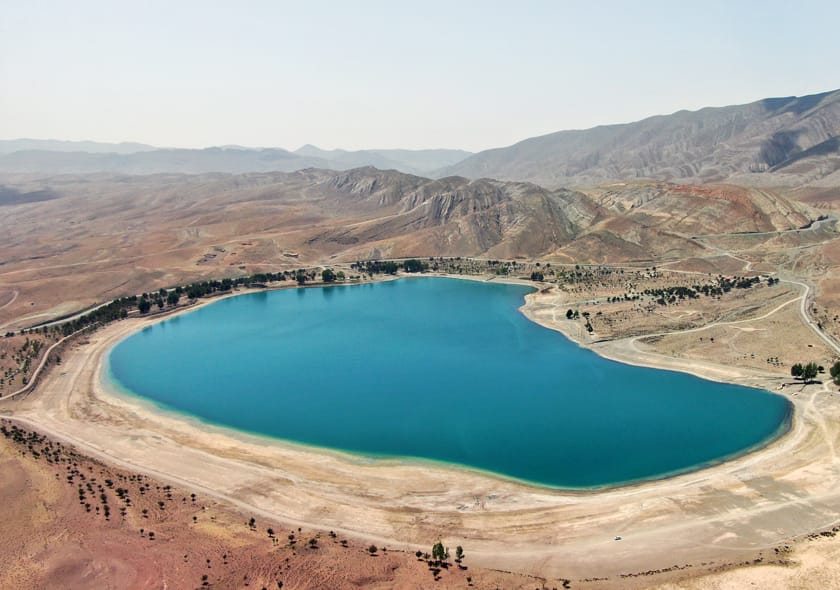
8,414,840,590
0,420,547,590
2,172,840,587
636,301,836,376
0,333,57,397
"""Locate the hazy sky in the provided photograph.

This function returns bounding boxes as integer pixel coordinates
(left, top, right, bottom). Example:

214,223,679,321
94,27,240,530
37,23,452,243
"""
2,0,839,152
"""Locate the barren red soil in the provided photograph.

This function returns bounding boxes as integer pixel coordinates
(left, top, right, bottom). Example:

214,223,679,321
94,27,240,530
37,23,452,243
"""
0,419,558,590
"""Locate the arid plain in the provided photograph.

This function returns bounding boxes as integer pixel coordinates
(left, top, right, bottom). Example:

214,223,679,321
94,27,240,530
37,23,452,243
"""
3,166,840,588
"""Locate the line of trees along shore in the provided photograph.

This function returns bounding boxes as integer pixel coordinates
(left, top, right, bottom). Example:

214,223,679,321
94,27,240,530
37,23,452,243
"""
350,258,429,275
11,271,299,338
790,361,840,388
11,260,434,339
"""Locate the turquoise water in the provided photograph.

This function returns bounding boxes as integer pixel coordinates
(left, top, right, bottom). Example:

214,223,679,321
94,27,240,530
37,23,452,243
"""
107,278,790,488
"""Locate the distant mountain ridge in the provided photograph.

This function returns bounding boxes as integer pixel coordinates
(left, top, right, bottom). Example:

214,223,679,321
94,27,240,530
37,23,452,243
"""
4,89,840,187
294,145,472,176
0,139,157,155
0,140,471,177
441,89,840,187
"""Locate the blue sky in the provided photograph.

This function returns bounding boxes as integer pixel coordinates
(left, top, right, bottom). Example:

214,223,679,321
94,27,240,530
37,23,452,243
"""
2,0,839,151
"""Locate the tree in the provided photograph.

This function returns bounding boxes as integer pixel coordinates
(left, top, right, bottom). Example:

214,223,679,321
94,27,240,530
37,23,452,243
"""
336,270,346,281
432,541,448,562
321,269,336,283
138,298,151,314
455,545,464,562
368,544,378,555
566,309,574,319
530,271,544,282
830,361,840,386
402,259,428,273
791,363,804,380
295,271,307,285
167,290,180,306
803,361,819,383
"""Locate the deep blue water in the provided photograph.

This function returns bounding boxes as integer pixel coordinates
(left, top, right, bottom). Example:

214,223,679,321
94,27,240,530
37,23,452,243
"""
107,278,791,488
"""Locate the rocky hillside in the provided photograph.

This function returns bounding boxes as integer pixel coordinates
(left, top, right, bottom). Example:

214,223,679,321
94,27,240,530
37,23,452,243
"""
442,90,840,188
0,166,822,325
0,168,814,269
553,182,812,263
300,169,601,259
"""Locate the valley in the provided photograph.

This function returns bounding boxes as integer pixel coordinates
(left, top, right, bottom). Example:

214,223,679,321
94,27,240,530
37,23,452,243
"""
2,89,840,589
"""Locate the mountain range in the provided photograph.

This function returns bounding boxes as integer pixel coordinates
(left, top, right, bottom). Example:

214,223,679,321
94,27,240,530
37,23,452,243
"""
443,90,840,188
0,140,470,177
1,89,839,188
0,139,158,155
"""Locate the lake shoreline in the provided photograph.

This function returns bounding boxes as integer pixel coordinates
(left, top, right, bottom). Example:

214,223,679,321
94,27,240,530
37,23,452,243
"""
4,272,838,583
102,275,793,492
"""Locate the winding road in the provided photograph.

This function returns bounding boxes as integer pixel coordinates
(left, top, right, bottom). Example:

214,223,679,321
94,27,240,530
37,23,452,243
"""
626,292,803,354
786,278,840,356
1,327,87,401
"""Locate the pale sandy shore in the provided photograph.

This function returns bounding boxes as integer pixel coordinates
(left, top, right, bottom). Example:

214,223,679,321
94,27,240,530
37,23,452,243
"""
5,278,840,584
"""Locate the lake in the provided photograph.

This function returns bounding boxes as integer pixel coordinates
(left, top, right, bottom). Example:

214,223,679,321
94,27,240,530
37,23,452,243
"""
106,277,791,488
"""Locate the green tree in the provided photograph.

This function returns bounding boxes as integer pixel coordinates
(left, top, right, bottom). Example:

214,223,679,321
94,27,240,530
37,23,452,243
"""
336,270,346,281
830,361,840,386
791,363,804,380
455,545,464,561
432,541,448,562
295,271,307,285
321,269,336,283
530,271,544,281
167,290,180,306
402,259,428,273
802,361,819,383
138,298,151,314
